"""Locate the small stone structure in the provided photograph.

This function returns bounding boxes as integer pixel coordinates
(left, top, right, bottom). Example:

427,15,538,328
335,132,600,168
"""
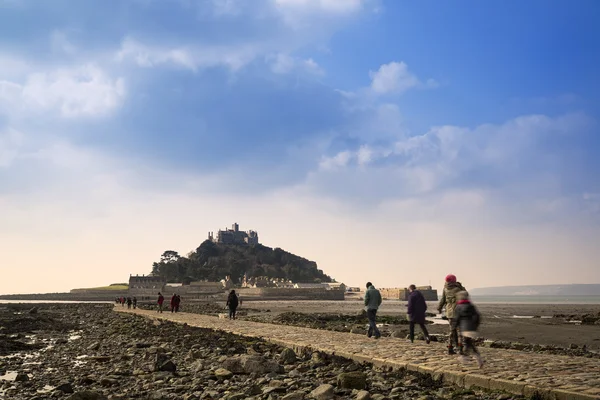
380,286,438,301
236,287,345,301
208,222,259,245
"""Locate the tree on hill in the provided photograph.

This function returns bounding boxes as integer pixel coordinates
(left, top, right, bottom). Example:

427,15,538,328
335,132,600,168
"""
150,240,333,284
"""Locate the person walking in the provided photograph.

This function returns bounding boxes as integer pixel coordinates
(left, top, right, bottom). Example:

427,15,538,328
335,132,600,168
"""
453,291,484,368
364,282,382,339
407,284,430,344
157,292,164,313
437,274,466,354
126,297,132,309
170,294,178,313
226,290,239,320
132,296,137,309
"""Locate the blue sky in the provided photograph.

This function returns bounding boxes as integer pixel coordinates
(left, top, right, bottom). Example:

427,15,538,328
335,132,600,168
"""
1,0,599,294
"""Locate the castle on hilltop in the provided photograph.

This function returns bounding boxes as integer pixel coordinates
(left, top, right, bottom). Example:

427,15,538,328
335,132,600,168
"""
208,223,259,245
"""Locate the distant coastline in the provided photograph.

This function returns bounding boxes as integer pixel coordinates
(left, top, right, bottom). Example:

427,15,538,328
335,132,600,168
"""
470,284,600,297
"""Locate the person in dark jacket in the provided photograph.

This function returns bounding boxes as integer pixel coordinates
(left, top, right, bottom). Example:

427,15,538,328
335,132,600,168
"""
157,292,164,313
132,296,137,309
437,274,466,354
407,284,430,344
452,291,484,368
226,290,239,320
364,282,382,339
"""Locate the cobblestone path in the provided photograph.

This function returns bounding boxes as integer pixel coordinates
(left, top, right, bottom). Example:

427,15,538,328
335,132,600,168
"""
116,307,600,400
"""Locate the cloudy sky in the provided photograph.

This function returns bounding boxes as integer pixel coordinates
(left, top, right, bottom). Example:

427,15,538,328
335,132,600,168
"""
1,0,599,294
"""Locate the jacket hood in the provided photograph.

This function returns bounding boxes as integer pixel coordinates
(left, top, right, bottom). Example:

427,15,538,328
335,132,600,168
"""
445,281,463,289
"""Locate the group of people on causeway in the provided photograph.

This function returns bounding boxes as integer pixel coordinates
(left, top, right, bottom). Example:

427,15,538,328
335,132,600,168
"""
115,296,137,309
136,274,483,368
155,292,182,313
365,274,484,368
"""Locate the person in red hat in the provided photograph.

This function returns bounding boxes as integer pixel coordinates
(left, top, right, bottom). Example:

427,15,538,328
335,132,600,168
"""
437,274,466,354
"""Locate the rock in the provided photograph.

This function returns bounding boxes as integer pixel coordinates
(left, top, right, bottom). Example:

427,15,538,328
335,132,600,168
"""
28,307,38,314
56,382,74,393
569,343,579,349
15,372,29,382
310,384,334,400
214,368,233,379
246,384,263,396
289,369,302,378
87,342,100,351
158,360,177,372
99,378,117,386
280,348,297,364
337,372,367,390
222,357,245,374
226,394,246,400
356,390,371,400
240,355,283,374
282,392,305,400
67,392,108,400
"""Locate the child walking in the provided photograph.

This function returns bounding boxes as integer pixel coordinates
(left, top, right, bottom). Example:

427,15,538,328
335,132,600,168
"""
452,291,484,368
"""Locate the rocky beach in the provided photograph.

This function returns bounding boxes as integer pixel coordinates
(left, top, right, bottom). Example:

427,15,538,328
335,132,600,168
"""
0,303,538,400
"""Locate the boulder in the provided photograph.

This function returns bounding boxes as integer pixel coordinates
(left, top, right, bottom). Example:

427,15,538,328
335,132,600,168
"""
214,368,233,379
222,357,245,374
158,360,177,372
337,372,367,390
67,391,108,400
282,392,305,400
309,384,334,400
356,391,371,400
240,355,283,374
55,382,74,393
280,348,297,364
15,372,29,382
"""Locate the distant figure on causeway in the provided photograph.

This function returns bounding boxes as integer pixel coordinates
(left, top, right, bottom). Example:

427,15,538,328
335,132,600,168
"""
453,290,484,368
438,274,466,354
364,282,382,339
227,290,239,320
407,284,430,344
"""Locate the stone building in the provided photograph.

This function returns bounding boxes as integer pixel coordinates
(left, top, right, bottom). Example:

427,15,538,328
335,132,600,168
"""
128,274,166,290
208,223,259,245
379,285,438,301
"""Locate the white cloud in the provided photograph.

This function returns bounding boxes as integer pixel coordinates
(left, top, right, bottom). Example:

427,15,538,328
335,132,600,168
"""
115,37,260,72
369,61,421,94
318,150,352,170
22,65,125,118
1,62,125,118
274,0,365,14
267,53,324,75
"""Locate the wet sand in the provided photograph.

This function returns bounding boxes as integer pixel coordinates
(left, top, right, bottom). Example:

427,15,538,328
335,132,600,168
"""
239,299,600,350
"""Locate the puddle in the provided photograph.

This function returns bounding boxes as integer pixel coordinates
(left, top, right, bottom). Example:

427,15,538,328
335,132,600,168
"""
426,317,449,325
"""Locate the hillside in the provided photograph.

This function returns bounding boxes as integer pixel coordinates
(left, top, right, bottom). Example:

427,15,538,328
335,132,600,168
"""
151,240,333,284
469,284,600,296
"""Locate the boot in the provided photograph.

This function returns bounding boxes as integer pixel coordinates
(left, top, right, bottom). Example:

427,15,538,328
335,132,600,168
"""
458,344,464,355
447,346,456,355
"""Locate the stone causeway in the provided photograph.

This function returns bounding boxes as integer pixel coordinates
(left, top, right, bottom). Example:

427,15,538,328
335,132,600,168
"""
116,307,600,400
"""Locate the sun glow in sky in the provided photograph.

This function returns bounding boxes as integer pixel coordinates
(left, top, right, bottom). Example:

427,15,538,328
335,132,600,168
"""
1,0,599,294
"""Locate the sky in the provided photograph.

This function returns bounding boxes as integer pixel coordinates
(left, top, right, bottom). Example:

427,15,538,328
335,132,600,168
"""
1,0,599,294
